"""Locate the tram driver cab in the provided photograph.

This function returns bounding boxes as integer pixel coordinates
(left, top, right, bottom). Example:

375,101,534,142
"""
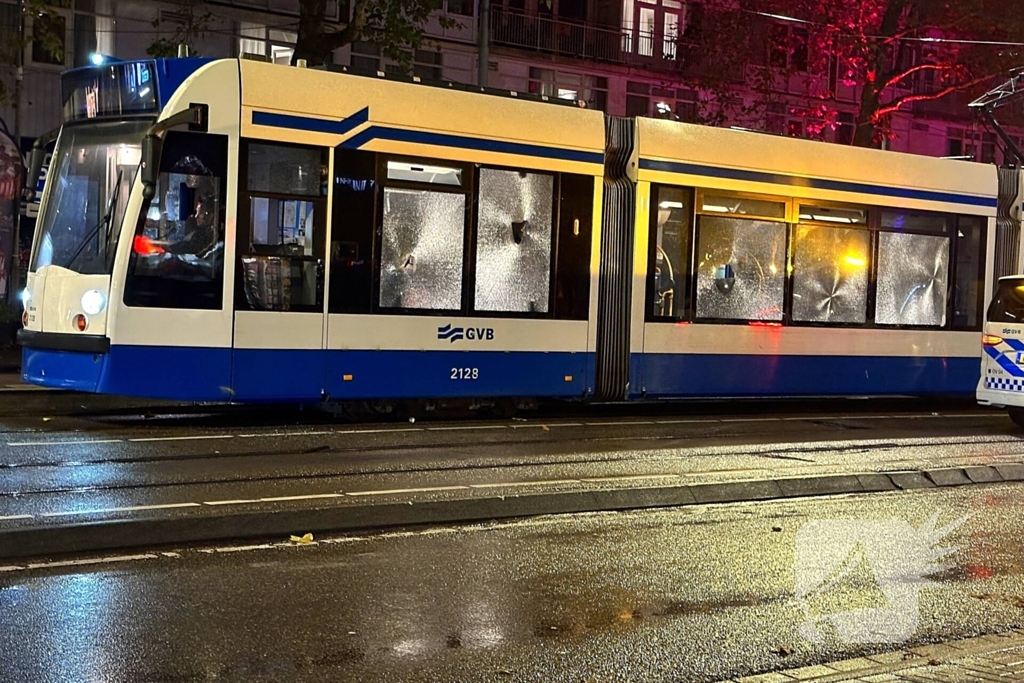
978,276,1024,426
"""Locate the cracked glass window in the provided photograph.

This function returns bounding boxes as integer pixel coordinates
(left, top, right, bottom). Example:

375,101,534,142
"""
695,216,786,321
247,143,322,196
875,232,950,326
474,168,553,313
650,186,691,319
379,187,466,310
791,225,870,324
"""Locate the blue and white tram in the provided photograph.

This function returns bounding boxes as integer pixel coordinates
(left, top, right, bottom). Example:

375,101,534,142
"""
18,56,1000,403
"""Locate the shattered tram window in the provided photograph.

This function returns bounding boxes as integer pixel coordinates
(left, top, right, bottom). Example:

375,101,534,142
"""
791,225,870,324
379,187,466,310
474,168,554,313
695,216,786,321
875,232,950,326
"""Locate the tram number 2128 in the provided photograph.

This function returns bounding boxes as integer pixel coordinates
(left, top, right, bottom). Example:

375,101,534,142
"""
451,368,480,380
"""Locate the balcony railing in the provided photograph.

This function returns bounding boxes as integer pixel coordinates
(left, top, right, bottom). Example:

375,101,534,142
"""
490,6,710,73
490,7,624,63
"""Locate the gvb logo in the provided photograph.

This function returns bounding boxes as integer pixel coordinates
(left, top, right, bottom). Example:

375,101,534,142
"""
437,324,494,343
438,324,464,342
794,511,968,644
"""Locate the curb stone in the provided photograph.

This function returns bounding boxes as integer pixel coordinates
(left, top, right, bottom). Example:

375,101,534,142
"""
731,630,1024,682
0,463,1021,560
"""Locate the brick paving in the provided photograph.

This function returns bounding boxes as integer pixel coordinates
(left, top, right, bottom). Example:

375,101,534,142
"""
732,631,1024,682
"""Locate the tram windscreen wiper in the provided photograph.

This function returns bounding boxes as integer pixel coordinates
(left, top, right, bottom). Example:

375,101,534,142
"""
63,169,123,271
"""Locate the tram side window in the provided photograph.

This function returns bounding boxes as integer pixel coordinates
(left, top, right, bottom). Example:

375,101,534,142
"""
694,195,787,321
791,204,870,325
123,132,228,310
329,148,376,315
378,159,468,311
875,231,950,326
953,216,986,330
554,173,594,321
648,185,693,320
237,141,326,312
474,168,554,314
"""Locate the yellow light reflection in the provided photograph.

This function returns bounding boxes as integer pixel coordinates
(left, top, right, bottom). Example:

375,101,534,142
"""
843,255,867,268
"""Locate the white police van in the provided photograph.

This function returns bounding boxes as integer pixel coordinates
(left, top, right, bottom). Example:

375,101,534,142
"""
978,276,1024,425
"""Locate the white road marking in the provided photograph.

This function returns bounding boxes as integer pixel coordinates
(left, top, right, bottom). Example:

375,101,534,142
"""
345,485,469,496
543,422,584,428
207,544,276,553
342,428,422,435
0,514,33,521
582,474,680,483
468,479,580,489
236,430,334,438
426,425,507,431
719,417,783,423
584,421,655,427
9,439,122,447
258,493,344,502
654,419,719,424
39,502,201,517
203,499,260,506
128,435,235,443
22,554,157,571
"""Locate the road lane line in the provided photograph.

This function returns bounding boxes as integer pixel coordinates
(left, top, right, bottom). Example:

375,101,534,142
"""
202,499,260,506
128,435,235,443
582,474,681,483
258,493,344,502
543,422,584,428
346,485,469,496
0,514,33,521
426,425,507,431
719,417,784,423
236,430,335,438
469,479,580,489
24,554,158,570
341,428,422,435
8,439,123,447
584,421,655,426
40,502,201,517
654,419,720,424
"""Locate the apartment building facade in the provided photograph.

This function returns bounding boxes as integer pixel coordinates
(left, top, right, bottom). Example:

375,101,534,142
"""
0,0,1016,161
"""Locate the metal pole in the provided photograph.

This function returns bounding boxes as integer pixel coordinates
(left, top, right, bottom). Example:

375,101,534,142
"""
477,0,490,87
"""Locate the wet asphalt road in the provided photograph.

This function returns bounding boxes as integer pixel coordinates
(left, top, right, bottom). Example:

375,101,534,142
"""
1,483,1023,683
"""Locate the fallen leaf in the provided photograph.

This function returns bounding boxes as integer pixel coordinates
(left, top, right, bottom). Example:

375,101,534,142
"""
290,533,314,544
41,417,52,422
541,425,550,432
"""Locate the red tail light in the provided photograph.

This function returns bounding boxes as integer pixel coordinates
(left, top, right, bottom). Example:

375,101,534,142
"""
133,235,165,256
749,321,783,328
983,334,1003,346
73,314,88,332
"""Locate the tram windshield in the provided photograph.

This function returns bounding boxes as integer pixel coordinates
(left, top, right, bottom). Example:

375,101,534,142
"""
31,120,148,275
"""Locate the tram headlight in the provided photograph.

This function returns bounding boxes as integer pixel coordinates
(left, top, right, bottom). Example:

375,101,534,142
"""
19,289,30,306
81,289,106,316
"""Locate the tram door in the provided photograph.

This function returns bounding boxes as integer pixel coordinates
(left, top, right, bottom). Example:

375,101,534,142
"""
231,141,329,401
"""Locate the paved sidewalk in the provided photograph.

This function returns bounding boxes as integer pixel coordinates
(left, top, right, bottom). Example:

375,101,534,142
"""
735,631,1024,682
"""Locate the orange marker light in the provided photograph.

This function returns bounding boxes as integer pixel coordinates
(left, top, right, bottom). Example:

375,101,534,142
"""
73,314,88,332
983,334,1003,346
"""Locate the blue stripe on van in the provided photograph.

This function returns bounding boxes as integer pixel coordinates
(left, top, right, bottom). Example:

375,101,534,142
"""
639,158,998,209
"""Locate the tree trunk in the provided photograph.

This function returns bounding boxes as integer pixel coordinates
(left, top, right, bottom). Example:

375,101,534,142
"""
294,0,332,66
852,0,909,147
